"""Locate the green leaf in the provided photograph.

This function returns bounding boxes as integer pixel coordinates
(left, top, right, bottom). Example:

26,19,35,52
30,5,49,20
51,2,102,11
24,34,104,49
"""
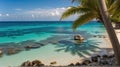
60,6,92,20
72,12,96,30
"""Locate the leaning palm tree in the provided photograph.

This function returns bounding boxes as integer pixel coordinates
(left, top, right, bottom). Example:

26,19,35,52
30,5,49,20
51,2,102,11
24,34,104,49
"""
98,0,120,65
61,0,120,65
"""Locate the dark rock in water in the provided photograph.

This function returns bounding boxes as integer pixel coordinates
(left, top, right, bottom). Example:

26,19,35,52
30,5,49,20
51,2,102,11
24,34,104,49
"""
21,60,44,67
30,44,40,48
0,40,46,56
50,61,57,65
21,61,32,67
24,44,40,50
6,47,22,55
93,35,97,37
24,45,32,49
32,60,42,65
35,42,45,46
0,48,3,57
6,47,16,55
20,40,41,50
74,34,84,44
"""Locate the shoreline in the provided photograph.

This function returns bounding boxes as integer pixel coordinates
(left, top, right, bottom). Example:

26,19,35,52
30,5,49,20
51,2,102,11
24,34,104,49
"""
0,28,119,66
115,29,120,43
19,33,117,66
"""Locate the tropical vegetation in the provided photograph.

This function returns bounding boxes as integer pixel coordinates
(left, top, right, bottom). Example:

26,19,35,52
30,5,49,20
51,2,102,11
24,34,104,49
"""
61,0,120,30
61,0,120,65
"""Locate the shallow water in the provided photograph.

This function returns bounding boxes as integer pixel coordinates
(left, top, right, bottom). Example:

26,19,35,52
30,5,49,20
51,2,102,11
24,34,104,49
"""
0,21,108,67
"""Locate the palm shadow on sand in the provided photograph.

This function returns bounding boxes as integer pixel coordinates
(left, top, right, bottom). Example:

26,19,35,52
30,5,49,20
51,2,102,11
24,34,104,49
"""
55,40,101,58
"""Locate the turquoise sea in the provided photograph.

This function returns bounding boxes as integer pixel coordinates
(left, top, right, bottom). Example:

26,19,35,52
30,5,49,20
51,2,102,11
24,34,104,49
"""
0,21,108,67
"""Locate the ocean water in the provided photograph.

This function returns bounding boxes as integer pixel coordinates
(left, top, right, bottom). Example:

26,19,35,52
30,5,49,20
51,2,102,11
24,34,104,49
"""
0,21,108,67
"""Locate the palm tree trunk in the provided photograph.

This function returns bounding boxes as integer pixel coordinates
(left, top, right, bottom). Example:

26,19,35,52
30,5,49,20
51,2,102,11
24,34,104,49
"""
98,0,120,65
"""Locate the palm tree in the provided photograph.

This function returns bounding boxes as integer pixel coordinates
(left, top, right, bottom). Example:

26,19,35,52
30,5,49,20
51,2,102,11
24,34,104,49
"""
98,0,120,65
61,0,120,65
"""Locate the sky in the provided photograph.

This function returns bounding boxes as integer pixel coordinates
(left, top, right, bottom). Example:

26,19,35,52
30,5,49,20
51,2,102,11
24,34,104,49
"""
0,0,78,21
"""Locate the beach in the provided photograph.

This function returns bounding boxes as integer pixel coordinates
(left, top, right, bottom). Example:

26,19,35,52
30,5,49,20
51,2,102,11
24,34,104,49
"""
115,30,120,43
0,21,119,67
0,0,120,66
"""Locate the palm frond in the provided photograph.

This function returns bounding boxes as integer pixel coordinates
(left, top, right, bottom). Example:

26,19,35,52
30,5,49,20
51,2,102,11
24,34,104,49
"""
72,12,96,30
60,6,91,20
71,0,86,3
106,0,115,8
80,0,99,11
109,0,120,16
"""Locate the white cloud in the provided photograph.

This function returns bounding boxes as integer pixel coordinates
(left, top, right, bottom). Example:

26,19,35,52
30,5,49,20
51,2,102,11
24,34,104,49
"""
31,14,35,18
6,14,9,16
67,7,72,9
25,7,67,17
0,14,2,16
51,12,55,16
0,7,78,21
0,14,10,17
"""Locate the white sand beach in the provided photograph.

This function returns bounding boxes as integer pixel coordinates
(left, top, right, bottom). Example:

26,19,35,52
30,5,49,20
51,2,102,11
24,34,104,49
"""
115,29,120,43
103,29,120,48
98,29,120,54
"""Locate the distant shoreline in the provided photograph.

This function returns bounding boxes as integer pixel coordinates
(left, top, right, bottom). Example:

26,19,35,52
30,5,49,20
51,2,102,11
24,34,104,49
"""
0,20,98,22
